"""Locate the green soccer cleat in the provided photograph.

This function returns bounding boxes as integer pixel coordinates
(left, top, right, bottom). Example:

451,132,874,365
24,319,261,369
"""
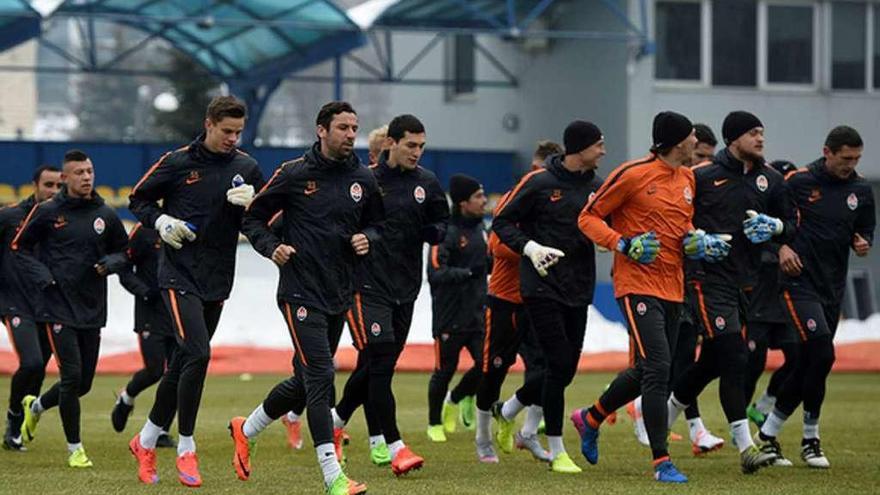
747,405,766,427
20,395,40,444
459,395,476,430
492,402,515,454
426,424,447,443
325,472,367,495
441,401,459,434
550,452,582,474
370,442,392,466
68,446,94,468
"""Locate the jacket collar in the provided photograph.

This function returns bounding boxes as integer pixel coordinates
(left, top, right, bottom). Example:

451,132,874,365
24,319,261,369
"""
716,148,765,176
544,154,597,183
306,142,361,171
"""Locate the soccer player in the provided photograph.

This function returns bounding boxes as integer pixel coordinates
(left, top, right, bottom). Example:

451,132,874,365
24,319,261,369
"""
693,124,718,163
13,150,129,467
426,174,488,442
756,126,875,468
493,121,605,474
1,165,61,450
572,111,726,483
665,111,787,475
109,223,177,448
228,101,383,495
127,95,264,486
329,114,448,474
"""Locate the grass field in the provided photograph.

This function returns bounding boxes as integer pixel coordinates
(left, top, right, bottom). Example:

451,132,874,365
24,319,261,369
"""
0,372,877,494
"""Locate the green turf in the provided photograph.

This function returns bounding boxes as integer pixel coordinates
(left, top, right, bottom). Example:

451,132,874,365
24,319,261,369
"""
0,372,877,494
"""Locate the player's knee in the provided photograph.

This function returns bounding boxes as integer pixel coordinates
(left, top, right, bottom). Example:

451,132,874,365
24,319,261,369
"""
145,364,166,383
186,348,211,369
812,340,835,372
78,378,94,396
60,370,82,391
19,359,44,378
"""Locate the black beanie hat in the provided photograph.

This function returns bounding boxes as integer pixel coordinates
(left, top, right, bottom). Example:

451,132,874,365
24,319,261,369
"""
449,174,482,204
651,111,693,151
722,111,763,145
564,120,603,155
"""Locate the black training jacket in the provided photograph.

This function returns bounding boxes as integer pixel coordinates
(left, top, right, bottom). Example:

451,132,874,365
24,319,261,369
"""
243,143,385,315
782,158,876,304
12,187,128,328
0,196,42,319
355,153,449,304
118,224,173,335
128,135,264,301
428,213,489,335
745,244,786,324
492,154,603,307
688,148,793,289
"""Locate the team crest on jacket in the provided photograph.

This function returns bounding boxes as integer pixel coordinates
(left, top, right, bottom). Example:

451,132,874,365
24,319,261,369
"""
493,356,503,368
459,235,469,249
715,316,726,330
807,318,817,332
52,323,62,334
11,316,20,328
683,186,693,204
414,186,426,203
550,189,563,202
231,174,245,188
296,306,308,321
350,182,363,202
847,193,858,211
756,174,768,192
371,322,381,337
636,302,647,315
93,217,105,235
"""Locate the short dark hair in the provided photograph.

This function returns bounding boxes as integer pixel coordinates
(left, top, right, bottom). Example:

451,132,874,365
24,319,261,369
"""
316,101,357,130
206,95,247,122
32,165,60,183
63,149,89,164
533,140,563,161
825,125,863,153
387,114,425,142
694,123,717,147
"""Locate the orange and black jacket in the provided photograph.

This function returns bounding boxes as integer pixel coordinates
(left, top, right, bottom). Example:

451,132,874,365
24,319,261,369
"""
493,154,603,307
355,153,449,305
243,143,385,315
428,213,488,335
117,224,173,335
11,186,128,328
688,148,793,289
487,190,522,305
782,158,875,304
128,135,264,302
0,195,41,318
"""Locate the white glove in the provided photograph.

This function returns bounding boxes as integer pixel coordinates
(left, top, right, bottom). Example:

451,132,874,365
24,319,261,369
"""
523,240,565,277
154,214,197,250
226,184,255,207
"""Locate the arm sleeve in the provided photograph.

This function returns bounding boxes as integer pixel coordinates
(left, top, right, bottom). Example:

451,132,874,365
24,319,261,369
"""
9,203,54,289
116,225,151,298
488,231,519,262
768,175,796,244
578,167,636,250
358,174,385,246
129,152,176,228
241,164,289,259
427,228,472,284
421,178,450,245
492,173,541,254
854,188,876,245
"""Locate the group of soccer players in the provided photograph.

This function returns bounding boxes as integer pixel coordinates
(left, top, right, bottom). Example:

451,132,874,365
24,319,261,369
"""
0,95,874,493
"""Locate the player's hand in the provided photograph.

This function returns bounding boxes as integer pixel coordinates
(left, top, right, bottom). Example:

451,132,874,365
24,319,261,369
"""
778,244,803,276
226,184,255,208
351,233,370,256
743,210,783,244
853,233,871,257
272,244,296,266
94,263,109,276
682,230,732,262
618,231,660,264
523,240,565,277
154,214,197,249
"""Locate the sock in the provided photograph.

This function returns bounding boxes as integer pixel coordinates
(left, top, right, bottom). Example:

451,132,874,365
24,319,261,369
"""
120,390,134,406
521,406,543,437
585,401,608,429
243,404,273,439
667,393,687,429
287,411,300,423
444,391,456,405
687,417,706,443
317,442,342,486
32,397,44,415
67,442,83,453
475,409,492,444
729,419,754,452
331,408,346,429
760,408,789,439
139,419,163,449
500,395,525,421
803,412,819,440
389,440,405,458
177,435,195,456
369,435,386,449
755,392,775,415
547,435,565,459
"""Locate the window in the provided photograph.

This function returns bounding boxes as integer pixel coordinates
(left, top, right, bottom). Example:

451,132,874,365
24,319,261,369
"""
446,34,475,98
766,5,813,84
655,1,702,81
712,0,757,86
832,2,866,90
